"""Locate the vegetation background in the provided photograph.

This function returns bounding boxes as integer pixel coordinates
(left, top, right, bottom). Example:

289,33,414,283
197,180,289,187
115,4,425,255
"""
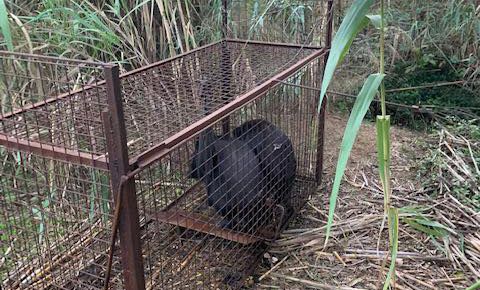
0,0,479,288
2,0,477,122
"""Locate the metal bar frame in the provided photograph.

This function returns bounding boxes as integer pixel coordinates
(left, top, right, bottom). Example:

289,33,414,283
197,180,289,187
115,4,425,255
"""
0,13,332,285
0,39,318,122
152,209,263,245
224,38,324,50
0,40,324,173
315,0,334,184
130,48,327,171
103,66,146,290
0,134,108,170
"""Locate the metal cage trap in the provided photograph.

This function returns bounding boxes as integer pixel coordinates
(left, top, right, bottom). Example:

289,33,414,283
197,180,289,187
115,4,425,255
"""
0,1,334,289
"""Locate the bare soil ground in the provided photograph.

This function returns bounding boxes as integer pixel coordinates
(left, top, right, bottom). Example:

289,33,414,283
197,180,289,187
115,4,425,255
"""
256,111,480,289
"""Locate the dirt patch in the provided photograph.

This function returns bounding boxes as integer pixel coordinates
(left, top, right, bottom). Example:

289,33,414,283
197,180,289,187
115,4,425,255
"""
256,111,480,289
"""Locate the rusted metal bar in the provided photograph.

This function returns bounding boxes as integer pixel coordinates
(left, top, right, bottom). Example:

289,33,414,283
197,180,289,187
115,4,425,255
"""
131,49,327,170
103,66,145,290
315,0,334,184
152,209,263,245
325,1,334,49
0,133,108,170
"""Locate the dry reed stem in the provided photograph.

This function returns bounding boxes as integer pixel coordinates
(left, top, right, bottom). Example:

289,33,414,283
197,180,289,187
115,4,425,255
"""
256,114,479,289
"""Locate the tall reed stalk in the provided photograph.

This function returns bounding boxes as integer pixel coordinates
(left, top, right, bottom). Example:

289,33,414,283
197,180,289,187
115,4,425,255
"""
316,0,399,287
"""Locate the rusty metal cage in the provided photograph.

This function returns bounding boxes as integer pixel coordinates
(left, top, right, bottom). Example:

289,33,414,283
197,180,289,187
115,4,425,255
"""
0,2,333,289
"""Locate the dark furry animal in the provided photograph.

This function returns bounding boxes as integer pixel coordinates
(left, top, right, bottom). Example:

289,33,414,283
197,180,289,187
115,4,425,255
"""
232,119,296,213
189,127,264,231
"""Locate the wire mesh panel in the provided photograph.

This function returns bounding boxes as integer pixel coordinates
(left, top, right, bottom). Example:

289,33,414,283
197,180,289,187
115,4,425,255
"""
1,41,321,162
0,53,110,167
0,54,122,289
120,40,320,158
0,151,122,289
133,57,322,289
0,39,326,290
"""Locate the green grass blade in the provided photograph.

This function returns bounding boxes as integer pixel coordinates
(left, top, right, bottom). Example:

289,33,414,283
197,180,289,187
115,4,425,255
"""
403,219,448,238
399,206,451,238
383,207,399,290
114,0,121,17
376,116,387,186
89,169,98,222
466,280,480,290
366,14,382,29
0,0,13,51
324,73,384,246
317,0,374,112
413,218,451,231
376,115,390,206
120,0,151,24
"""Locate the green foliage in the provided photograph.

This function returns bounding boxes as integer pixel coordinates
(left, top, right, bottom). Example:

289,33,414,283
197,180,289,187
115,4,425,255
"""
0,0,13,50
376,115,391,210
233,0,313,43
318,0,375,112
386,0,479,82
330,0,480,131
466,280,480,290
323,2,401,288
366,14,382,29
28,3,120,58
385,62,480,110
1,0,213,67
334,60,480,130
0,149,112,278
325,73,384,245
2,0,326,69
383,207,399,290
399,206,451,238
315,0,385,245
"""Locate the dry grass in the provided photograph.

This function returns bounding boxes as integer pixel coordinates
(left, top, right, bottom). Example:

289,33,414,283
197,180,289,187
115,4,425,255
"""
256,111,480,289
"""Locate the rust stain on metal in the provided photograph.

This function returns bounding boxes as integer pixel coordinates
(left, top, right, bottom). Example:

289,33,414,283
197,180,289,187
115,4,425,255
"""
152,209,263,245
0,134,108,170
103,66,146,290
